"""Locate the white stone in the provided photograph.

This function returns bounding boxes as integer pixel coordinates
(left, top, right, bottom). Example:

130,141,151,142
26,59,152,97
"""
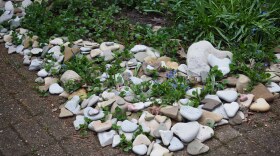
60,70,81,84
208,54,231,75
212,104,229,119
171,122,200,142
80,47,91,52
178,64,188,74
180,106,203,121
186,41,232,77
215,119,229,126
5,1,13,11
133,144,147,156
29,59,43,70
267,82,280,93
159,130,173,146
49,83,64,94
112,135,121,147
65,96,80,113
84,107,105,121
224,102,239,118
50,38,63,45
102,91,115,100
8,46,17,54
205,94,222,103
22,0,32,8
150,143,169,156
168,137,184,152
87,95,99,107
179,99,189,105
196,125,214,142
98,130,116,147
216,90,238,102
130,77,143,85
23,49,31,56
48,46,61,53
16,45,24,53
133,102,145,111
121,120,138,133
131,45,147,53
37,69,48,77
73,115,85,130
31,48,43,55
133,134,151,146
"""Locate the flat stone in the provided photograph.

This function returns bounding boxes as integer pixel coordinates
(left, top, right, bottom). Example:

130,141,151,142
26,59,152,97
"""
251,83,274,102
160,106,179,119
84,108,105,121
216,90,238,102
224,102,239,117
168,137,184,152
180,106,202,121
240,94,254,107
133,134,151,146
171,122,200,142
88,120,112,132
153,123,168,138
134,52,148,62
59,107,73,118
201,99,221,111
73,115,85,130
98,130,116,147
204,94,221,102
250,98,270,112
121,120,138,133
229,113,243,125
187,139,209,155
198,110,223,124
133,144,147,155
112,135,121,147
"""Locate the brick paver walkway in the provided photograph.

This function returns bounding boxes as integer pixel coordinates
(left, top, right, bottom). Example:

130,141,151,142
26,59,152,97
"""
0,44,279,156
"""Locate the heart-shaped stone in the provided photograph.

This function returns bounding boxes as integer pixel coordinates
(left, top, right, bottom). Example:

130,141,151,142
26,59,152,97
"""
223,102,239,117
180,106,203,121
250,98,270,112
168,137,184,152
217,90,238,102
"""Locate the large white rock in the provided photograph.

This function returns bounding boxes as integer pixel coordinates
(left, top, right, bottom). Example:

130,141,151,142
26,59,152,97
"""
223,102,239,117
212,104,229,119
131,45,148,53
132,144,148,156
84,107,105,121
216,90,238,102
171,122,200,142
31,48,43,55
98,130,116,147
65,95,80,113
60,70,81,84
207,54,231,75
180,106,203,121
49,83,64,94
186,41,232,77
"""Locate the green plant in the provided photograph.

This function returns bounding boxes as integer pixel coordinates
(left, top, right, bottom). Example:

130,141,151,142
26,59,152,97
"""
112,106,127,121
64,80,82,93
11,31,22,45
